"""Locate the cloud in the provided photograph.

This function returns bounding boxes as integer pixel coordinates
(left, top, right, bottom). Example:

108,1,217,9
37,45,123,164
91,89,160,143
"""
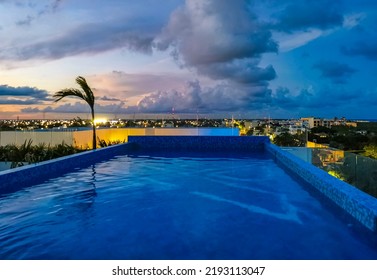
19,80,371,118
342,41,377,60
1,1,169,63
22,79,272,115
313,61,356,84
271,85,361,111
155,0,277,85
0,84,49,98
12,0,64,26
0,84,50,105
22,101,130,114
3,0,376,119
91,71,190,99
273,29,323,52
20,107,41,113
98,96,122,102
271,0,344,32
137,80,272,113
0,97,45,105
343,13,366,29
4,20,156,61
194,61,276,85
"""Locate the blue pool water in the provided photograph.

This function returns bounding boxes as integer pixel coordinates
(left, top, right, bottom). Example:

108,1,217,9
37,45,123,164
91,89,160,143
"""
0,151,377,259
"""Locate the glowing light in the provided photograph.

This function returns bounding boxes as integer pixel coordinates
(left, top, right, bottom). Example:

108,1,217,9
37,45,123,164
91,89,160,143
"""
93,118,108,125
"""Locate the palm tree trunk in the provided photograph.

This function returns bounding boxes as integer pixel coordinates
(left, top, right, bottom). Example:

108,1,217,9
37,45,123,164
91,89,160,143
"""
91,109,97,150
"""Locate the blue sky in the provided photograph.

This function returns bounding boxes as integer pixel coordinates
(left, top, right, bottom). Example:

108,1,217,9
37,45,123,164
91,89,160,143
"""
0,0,376,119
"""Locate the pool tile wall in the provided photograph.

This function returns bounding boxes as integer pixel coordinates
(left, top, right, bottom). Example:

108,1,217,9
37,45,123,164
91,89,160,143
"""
266,143,377,232
0,143,136,194
128,136,269,152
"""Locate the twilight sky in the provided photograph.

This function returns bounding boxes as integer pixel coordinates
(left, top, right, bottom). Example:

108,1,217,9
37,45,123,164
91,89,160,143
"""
0,0,376,119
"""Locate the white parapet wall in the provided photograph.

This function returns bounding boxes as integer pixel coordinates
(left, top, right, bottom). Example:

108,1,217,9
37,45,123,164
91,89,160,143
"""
0,130,74,146
0,128,240,149
74,128,240,149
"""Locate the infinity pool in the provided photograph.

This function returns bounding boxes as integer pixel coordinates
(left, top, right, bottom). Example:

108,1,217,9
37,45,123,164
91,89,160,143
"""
1,151,377,259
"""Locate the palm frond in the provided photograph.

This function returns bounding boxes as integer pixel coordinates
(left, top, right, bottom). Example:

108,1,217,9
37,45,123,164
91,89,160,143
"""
55,75,97,149
53,89,85,102
75,76,95,106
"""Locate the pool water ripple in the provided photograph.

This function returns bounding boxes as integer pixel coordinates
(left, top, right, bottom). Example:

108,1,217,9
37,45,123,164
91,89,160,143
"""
0,151,377,259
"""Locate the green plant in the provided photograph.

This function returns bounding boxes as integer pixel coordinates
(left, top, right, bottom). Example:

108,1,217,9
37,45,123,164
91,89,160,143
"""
363,144,377,159
97,138,125,148
0,141,83,169
272,132,305,147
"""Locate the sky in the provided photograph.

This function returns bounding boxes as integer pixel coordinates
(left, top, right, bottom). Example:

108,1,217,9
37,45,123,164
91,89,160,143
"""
0,0,376,120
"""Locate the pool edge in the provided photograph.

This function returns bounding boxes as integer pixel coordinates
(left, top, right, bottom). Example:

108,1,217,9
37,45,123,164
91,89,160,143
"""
265,142,377,232
0,143,136,193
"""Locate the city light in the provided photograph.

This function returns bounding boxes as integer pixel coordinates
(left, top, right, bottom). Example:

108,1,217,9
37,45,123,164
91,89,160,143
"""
93,118,108,125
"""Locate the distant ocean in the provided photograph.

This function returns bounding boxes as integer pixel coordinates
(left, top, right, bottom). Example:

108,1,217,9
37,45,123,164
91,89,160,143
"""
352,119,377,122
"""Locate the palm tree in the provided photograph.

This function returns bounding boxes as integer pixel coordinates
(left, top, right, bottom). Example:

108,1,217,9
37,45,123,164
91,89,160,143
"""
54,76,97,149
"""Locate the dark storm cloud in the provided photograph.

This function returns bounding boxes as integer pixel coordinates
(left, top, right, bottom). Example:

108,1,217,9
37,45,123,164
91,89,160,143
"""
342,41,377,60
0,84,50,105
0,98,44,105
197,62,276,85
155,0,278,85
137,80,272,113
272,86,361,110
1,1,165,63
313,60,356,84
0,84,49,99
140,0,279,113
10,20,156,61
5,0,375,117
271,0,344,32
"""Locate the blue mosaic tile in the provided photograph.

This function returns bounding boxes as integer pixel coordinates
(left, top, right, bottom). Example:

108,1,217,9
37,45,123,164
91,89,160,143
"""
128,136,269,152
266,142,377,232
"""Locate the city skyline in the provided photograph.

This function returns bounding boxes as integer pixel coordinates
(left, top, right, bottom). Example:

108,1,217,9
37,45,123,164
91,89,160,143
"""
1,0,377,119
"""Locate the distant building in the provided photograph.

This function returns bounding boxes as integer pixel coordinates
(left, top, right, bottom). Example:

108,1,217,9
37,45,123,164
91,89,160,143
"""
301,117,358,129
345,122,357,127
289,125,304,134
301,117,328,129
300,117,314,128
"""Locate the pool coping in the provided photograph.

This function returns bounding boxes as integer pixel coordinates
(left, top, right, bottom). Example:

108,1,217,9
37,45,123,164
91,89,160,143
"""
266,142,377,232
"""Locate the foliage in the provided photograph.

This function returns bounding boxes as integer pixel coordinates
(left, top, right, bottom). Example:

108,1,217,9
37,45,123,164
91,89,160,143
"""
246,129,254,136
355,122,377,133
1,140,33,168
363,144,377,159
272,132,305,147
331,125,356,134
328,170,346,180
0,140,82,168
97,138,125,148
329,134,369,151
310,126,334,134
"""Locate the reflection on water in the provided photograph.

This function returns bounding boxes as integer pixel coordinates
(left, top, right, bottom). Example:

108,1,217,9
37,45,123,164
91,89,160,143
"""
89,165,97,189
284,147,377,198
